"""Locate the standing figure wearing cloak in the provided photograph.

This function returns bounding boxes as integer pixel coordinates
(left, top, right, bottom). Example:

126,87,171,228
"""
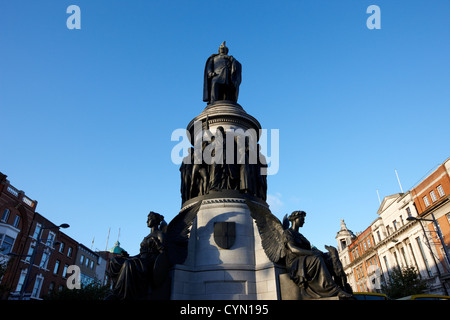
203,41,242,104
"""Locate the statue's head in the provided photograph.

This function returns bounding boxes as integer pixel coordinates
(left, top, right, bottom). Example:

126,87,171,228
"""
147,211,164,227
288,210,307,226
218,41,229,55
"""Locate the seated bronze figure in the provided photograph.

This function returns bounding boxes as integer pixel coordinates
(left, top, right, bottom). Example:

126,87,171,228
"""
107,211,167,300
246,201,353,299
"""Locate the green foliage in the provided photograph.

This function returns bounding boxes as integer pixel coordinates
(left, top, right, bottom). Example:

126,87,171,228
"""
0,259,7,279
381,266,428,299
0,259,10,297
44,281,110,300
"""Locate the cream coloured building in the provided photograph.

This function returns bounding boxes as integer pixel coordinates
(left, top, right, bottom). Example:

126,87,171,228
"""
337,158,450,296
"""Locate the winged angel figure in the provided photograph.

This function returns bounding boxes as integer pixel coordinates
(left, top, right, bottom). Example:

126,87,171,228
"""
246,200,354,299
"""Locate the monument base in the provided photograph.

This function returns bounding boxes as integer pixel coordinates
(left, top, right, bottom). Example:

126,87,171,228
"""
171,262,283,300
170,196,283,300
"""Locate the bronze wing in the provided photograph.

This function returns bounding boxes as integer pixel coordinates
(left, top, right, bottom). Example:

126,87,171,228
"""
166,200,202,265
246,200,287,264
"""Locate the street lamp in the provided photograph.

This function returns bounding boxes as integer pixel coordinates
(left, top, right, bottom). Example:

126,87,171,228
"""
15,223,69,300
407,214,450,267
407,214,450,296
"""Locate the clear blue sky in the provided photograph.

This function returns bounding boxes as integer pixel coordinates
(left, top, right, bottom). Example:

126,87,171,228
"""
1,1,449,255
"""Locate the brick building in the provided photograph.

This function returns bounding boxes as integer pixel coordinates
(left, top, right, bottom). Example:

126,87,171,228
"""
8,214,75,299
346,226,381,292
46,230,79,293
0,172,116,299
411,159,450,278
411,161,450,216
0,172,40,299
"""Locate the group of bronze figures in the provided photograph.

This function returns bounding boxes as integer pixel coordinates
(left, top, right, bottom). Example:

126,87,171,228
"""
105,43,354,300
180,128,268,203
106,206,353,300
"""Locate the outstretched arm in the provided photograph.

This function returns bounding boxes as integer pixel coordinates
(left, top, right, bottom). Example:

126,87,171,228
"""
286,241,320,257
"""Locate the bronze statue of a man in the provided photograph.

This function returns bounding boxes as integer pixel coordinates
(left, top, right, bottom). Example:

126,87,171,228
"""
203,41,242,104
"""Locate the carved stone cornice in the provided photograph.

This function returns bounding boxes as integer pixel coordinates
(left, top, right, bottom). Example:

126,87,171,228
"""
180,190,269,212
186,101,262,140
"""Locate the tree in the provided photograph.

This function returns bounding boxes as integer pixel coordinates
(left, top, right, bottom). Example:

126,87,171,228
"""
44,281,110,300
381,266,428,299
0,257,12,298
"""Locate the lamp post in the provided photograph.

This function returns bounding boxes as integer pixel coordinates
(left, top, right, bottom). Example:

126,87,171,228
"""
407,214,450,267
407,214,450,295
16,223,69,300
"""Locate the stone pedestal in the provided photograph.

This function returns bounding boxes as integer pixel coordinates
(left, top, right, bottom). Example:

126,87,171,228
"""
172,99,280,300
170,195,283,300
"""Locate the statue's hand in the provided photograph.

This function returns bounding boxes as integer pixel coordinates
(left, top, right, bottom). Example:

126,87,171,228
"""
208,72,216,78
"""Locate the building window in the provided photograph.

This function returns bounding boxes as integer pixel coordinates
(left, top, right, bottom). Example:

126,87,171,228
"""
31,275,43,298
432,221,442,238
48,282,55,295
16,270,27,292
437,184,445,197
46,231,56,247
377,231,381,242
59,242,65,254
80,254,84,264
406,207,412,217
67,247,73,257
423,196,430,207
393,220,398,231
63,264,69,278
1,209,10,223
13,215,20,228
40,249,50,269
367,237,371,248
33,223,42,239
430,190,437,202
0,234,15,255
25,242,35,263
53,260,60,275
340,239,347,251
